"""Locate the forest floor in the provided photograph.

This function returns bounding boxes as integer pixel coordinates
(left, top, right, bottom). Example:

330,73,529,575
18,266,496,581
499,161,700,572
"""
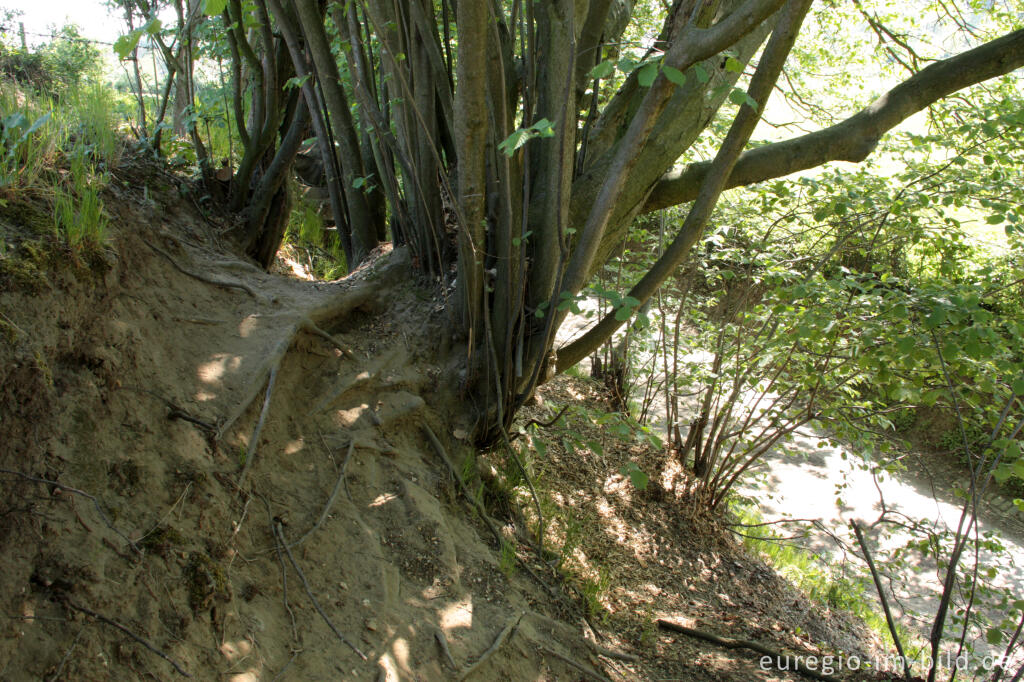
0,157,892,681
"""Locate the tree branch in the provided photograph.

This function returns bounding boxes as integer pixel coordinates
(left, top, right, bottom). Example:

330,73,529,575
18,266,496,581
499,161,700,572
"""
643,27,1024,213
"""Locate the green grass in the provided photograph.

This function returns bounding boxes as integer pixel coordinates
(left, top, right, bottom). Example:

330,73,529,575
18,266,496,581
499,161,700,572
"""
1,78,123,251
730,500,920,656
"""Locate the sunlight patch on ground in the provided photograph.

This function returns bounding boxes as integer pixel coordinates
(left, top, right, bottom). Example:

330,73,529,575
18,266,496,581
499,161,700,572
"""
439,597,473,631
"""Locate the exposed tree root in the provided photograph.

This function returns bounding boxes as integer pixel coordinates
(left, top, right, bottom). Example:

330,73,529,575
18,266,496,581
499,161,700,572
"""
238,364,278,488
63,598,191,677
458,611,523,681
657,619,840,682
0,469,139,554
433,626,458,670
146,242,262,300
539,645,612,682
273,520,367,661
287,441,353,549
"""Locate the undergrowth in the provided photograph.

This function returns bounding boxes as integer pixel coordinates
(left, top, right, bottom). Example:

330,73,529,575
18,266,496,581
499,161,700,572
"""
1,78,125,255
730,500,921,657
281,192,347,280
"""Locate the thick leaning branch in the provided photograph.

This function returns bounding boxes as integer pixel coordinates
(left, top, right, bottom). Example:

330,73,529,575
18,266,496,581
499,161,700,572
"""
557,0,812,374
643,27,1024,213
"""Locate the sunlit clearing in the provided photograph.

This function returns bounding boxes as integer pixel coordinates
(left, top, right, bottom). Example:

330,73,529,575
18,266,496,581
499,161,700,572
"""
439,597,473,631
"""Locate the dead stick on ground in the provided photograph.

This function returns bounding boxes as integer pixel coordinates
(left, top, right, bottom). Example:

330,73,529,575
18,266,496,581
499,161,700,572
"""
458,611,524,681
433,627,458,670
851,520,912,681
288,441,353,549
238,364,278,488
65,599,191,677
539,645,612,682
273,521,367,660
261,495,298,643
585,639,639,662
0,469,139,554
656,620,839,682
301,320,357,359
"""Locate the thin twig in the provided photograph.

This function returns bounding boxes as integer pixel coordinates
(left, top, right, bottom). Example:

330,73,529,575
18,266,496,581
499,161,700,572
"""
270,650,301,682
434,627,458,669
657,619,839,682
458,611,523,680
239,364,279,488
65,599,191,677
47,626,84,682
288,441,353,549
273,520,367,660
0,469,139,553
509,405,571,441
851,521,911,680
539,645,612,682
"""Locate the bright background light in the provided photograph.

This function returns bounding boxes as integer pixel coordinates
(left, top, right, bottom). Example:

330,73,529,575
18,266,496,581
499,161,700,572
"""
2,1,121,46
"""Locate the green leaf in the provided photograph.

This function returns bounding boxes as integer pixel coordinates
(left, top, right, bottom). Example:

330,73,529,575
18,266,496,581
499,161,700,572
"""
693,63,709,84
1012,377,1024,396
588,59,615,80
987,628,1004,646
619,462,649,491
987,214,1005,224
143,18,162,35
204,0,228,15
498,129,532,157
283,74,311,90
724,56,743,73
637,61,659,87
728,87,748,107
113,31,143,61
662,65,687,87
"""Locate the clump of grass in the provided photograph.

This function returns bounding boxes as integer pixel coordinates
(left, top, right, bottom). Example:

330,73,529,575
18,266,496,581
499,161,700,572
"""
283,194,348,279
67,83,124,169
54,147,109,248
0,85,61,191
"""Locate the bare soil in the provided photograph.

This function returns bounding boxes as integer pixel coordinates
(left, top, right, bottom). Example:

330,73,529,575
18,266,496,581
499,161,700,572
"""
0,158,885,681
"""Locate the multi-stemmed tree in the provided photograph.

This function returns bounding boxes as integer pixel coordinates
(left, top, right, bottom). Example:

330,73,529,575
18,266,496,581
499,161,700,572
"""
123,0,1024,440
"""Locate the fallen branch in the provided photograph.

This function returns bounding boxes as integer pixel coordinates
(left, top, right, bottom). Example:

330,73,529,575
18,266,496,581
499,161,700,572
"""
540,645,611,682
288,441,353,548
434,626,458,670
459,611,523,680
238,364,279,488
0,469,139,554
510,405,571,441
656,620,839,682
273,520,367,660
851,521,911,681
65,599,191,677
300,319,357,359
